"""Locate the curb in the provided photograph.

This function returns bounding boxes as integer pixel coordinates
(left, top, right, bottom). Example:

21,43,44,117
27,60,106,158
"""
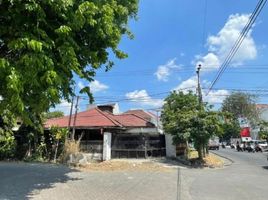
211,151,234,166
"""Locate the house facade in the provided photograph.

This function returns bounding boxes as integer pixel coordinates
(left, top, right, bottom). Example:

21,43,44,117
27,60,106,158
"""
44,105,165,160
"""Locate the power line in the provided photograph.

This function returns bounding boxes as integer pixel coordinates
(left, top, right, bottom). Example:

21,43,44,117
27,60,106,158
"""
201,0,208,51
95,64,268,77
207,0,267,94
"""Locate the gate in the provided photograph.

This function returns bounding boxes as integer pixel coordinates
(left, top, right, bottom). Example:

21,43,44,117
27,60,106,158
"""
111,134,166,158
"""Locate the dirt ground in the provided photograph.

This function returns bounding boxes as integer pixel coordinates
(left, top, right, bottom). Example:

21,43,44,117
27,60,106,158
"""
203,154,224,168
77,159,174,172
76,153,224,172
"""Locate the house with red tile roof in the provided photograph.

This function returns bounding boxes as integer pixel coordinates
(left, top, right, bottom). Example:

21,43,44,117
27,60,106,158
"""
124,109,163,133
44,105,165,160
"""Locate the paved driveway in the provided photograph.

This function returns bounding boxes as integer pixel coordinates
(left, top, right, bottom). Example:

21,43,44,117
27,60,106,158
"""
0,162,180,200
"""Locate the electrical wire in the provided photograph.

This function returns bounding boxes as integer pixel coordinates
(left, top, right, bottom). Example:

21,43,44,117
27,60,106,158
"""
207,0,267,94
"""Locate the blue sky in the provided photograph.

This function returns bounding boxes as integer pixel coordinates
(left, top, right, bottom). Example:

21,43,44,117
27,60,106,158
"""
54,0,268,115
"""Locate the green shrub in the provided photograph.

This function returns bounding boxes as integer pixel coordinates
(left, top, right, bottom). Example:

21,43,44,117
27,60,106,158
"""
0,129,16,160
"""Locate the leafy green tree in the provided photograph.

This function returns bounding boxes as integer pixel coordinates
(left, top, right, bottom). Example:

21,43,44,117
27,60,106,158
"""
50,126,69,162
161,91,199,144
0,129,15,160
44,111,64,119
222,92,258,124
0,0,139,125
0,111,16,159
161,91,222,160
220,113,240,141
190,109,222,159
258,121,268,141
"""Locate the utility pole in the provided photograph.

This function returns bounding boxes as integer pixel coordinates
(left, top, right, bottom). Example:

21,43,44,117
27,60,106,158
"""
68,85,76,140
196,64,202,105
196,64,206,158
71,96,80,140
68,96,74,129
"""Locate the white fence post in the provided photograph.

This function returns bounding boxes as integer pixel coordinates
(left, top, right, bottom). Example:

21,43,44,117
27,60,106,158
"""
165,134,176,157
103,132,112,161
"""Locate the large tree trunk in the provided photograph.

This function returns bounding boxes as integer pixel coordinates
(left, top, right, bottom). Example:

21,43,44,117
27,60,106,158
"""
185,140,189,159
206,145,209,155
197,145,203,160
202,145,206,158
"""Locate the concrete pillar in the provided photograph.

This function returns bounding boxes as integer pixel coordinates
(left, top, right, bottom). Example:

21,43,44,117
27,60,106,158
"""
165,134,176,157
103,132,112,161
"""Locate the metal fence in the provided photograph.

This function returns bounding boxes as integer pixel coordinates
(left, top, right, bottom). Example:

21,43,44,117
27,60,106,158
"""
80,140,103,153
111,134,166,158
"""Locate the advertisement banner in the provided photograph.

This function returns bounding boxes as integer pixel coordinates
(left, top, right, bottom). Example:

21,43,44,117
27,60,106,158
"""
240,127,251,137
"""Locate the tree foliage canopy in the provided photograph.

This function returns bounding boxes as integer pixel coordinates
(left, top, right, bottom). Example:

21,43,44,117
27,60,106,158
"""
43,111,64,119
220,112,240,141
161,91,199,143
221,92,258,123
258,121,268,141
161,91,222,159
0,0,138,124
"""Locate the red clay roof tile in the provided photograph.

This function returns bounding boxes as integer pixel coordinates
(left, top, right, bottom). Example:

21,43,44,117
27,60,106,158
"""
44,108,155,129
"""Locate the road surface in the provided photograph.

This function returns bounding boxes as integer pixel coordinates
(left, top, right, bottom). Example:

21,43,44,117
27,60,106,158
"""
0,149,267,200
180,148,268,200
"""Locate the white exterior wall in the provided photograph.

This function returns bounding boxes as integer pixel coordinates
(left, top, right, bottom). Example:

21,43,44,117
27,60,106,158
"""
165,134,176,157
103,132,112,161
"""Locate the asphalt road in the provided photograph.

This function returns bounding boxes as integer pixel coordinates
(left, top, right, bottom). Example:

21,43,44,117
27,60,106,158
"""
0,150,267,200
216,147,268,167
180,148,268,200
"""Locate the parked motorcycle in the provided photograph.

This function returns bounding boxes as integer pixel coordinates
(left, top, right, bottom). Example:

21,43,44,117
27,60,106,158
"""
236,145,243,152
247,144,255,153
255,145,262,152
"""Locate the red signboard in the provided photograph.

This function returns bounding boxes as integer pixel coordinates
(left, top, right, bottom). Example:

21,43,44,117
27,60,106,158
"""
240,127,250,137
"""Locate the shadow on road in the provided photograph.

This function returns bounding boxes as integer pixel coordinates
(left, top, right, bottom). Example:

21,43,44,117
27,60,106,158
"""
0,162,81,200
262,166,268,170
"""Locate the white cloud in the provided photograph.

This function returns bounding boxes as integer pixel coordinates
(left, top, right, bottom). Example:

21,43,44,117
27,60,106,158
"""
155,58,182,81
125,90,163,107
77,80,108,93
172,14,256,106
195,53,220,71
50,99,75,116
173,76,197,93
90,80,109,93
194,13,257,71
203,89,229,104
78,81,85,90
174,77,229,104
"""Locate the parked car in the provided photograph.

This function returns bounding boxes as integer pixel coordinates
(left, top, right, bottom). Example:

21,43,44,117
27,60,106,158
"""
253,140,268,152
208,137,220,150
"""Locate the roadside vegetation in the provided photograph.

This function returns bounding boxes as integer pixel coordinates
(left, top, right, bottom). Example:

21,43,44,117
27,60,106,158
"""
161,91,223,161
161,91,243,162
0,0,139,161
